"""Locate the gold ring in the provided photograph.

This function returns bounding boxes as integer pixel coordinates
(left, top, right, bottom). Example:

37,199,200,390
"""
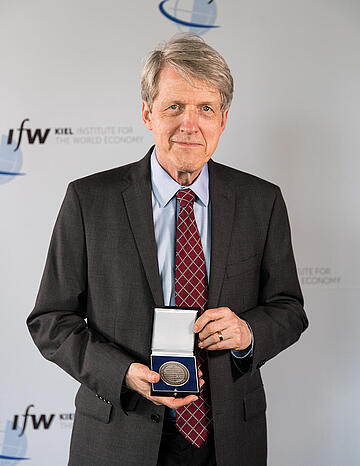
217,331,223,342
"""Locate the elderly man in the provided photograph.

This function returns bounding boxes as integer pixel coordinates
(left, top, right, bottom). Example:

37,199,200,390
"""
27,34,308,466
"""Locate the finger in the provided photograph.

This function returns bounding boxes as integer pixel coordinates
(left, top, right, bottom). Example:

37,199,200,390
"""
167,395,199,409
198,317,230,342
193,308,228,333
206,340,239,351
205,340,230,351
193,312,212,334
199,325,228,348
206,336,243,351
141,367,160,384
149,394,198,409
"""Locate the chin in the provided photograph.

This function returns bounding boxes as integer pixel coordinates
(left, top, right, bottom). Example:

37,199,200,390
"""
177,162,203,175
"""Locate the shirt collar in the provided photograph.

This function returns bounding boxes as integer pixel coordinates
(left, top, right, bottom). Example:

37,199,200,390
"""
150,148,209,208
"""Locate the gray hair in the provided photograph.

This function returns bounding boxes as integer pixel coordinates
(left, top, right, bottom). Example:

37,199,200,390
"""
141,34,233,113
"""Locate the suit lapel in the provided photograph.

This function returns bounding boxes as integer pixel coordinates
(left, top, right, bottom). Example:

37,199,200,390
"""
122,150,164,307
207,160,236,308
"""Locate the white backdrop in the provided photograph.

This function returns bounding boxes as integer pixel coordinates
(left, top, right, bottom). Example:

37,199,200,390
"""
1,1,359,464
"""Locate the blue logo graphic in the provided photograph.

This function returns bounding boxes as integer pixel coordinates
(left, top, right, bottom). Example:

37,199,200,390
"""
0,135,25,185
159,0,219,35
0,420,29,463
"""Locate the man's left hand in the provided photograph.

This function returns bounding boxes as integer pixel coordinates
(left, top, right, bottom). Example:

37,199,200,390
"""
193,307,252,351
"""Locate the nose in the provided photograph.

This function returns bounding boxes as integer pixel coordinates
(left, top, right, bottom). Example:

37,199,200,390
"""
179,107,199,134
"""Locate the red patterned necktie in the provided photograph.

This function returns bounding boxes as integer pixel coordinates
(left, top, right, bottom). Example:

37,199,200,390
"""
175,188,212,448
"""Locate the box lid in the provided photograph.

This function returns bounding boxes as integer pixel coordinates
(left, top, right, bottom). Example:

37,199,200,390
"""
151,307,199,354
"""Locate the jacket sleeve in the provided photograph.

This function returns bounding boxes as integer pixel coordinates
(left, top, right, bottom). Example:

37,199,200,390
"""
27,183,136,408
233,186,308,375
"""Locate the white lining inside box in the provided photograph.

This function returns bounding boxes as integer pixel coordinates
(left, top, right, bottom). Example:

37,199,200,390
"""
152,307,198,356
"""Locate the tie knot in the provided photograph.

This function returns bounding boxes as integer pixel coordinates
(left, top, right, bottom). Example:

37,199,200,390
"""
176,188,196,208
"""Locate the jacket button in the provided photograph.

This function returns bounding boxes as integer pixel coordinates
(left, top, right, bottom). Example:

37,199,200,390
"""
151,414,161,423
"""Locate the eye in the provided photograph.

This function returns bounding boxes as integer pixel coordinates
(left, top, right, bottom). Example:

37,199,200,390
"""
202,105,212,112
169,104,179,110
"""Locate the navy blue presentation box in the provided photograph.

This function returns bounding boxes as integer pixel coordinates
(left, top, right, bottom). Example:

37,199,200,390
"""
151,306,200,397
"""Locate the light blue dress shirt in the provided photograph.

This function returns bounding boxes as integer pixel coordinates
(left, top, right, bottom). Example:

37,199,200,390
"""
150,149,211,304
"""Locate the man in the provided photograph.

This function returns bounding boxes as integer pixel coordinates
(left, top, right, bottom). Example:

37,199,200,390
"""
27,34,308,466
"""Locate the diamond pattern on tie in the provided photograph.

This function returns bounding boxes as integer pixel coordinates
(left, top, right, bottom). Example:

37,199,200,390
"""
175,188,212,448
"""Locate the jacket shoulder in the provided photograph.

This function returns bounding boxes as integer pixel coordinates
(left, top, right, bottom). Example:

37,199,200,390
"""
70,161,137,190
210,160,280,195
68,151,151,197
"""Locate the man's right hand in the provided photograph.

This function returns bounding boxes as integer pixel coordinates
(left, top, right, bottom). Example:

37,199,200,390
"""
125,362,204,409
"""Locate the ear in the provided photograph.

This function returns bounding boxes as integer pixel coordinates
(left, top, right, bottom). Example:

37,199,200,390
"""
142,101,152,130
220,108,229,134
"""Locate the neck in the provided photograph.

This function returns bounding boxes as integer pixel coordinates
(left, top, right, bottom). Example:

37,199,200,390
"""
173,169,201,186
155,153,203,186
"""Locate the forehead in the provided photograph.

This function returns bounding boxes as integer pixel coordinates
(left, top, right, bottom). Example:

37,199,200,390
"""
156,65,221,104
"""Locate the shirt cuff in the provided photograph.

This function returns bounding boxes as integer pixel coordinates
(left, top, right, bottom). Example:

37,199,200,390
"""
231,323,254,359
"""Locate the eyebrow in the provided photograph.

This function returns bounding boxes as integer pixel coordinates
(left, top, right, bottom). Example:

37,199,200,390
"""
161,99,220,107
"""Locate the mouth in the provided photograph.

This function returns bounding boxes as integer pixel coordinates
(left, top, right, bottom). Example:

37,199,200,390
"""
172,141,202,147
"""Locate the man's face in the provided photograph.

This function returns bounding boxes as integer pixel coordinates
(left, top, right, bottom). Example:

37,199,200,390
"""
142,65,229,183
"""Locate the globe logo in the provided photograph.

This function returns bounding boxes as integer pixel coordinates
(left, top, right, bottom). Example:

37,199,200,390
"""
0,420,29,464
159,0,219,36
0,135,25,185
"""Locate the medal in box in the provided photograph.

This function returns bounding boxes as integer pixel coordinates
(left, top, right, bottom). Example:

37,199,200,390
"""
151,306,200,397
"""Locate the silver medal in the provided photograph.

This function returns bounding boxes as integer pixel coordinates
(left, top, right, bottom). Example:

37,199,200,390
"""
159,361,190,386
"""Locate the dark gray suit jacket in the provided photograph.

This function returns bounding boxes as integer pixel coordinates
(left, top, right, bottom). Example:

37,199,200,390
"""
27,147,308,466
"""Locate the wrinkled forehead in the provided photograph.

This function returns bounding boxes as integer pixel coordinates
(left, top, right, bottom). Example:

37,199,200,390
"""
156,65,222,104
